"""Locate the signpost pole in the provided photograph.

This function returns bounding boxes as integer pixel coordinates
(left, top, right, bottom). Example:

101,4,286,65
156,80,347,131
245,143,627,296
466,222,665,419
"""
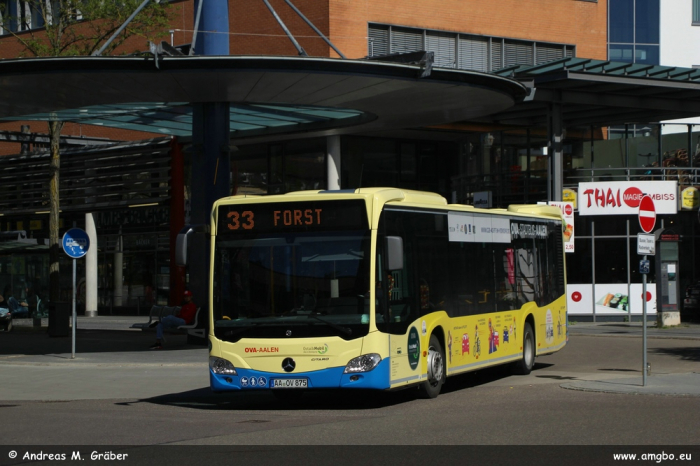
72,258,76,359
638,194,655,388
62,227,90,360
642,254,647,387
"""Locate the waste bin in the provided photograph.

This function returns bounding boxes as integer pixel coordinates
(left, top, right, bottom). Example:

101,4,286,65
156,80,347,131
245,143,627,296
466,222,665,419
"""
48,302,70,337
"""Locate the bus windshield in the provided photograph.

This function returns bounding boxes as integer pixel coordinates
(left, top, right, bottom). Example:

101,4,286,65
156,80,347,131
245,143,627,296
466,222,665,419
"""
213,230,371,342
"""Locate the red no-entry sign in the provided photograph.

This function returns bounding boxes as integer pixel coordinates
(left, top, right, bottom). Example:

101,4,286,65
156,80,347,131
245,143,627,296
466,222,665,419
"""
638,195,656,233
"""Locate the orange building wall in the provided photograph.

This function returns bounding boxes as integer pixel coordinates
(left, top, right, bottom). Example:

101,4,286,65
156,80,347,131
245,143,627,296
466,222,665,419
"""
228,0,331,57
328,0,608,60
222,0,608,61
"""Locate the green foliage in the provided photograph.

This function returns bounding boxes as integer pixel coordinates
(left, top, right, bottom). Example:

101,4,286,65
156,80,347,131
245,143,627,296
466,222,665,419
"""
2,0,173,57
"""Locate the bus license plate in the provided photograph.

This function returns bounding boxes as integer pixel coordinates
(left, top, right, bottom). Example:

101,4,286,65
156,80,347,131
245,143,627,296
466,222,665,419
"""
272,378,308,389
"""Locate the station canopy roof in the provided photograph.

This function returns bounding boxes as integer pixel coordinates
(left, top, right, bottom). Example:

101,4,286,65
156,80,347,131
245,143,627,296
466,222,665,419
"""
482,57,700,128
0,55,526,143
1,102,368,138
1,56,700,141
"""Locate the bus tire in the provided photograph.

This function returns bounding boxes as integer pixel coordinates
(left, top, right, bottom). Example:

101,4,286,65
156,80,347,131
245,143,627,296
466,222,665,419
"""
513,322,535,375
419,334,445,399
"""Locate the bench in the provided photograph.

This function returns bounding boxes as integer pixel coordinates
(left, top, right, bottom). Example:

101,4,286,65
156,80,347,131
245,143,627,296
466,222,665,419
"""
131,305,205,344
130,305,163,330
178,307,205,343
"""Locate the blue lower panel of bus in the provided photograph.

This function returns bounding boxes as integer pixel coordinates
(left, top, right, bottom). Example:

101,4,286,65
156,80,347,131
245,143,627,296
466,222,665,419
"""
210,358,390,391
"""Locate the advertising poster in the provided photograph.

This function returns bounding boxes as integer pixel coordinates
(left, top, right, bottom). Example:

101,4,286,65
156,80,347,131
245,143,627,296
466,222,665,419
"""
567,284,593,315
548,201,574,253
594,284,656,315
567,284,656,315
594,285,631,314
630,283,657,315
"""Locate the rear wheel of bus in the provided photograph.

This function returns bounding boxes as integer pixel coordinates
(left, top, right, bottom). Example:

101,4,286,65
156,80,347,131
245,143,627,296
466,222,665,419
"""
419,334,445,399
512,322,535,375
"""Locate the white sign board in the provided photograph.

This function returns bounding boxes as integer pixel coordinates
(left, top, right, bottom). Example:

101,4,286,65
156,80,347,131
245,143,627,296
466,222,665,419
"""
578,181,677,216
448,212,511,243
637,233,655,255
548,201,575,253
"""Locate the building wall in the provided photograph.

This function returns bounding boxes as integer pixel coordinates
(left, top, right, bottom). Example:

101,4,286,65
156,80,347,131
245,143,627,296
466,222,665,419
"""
659,0,700,130
329,0,608,60
660,0,700,68
219,0,608,60
229,0,331,56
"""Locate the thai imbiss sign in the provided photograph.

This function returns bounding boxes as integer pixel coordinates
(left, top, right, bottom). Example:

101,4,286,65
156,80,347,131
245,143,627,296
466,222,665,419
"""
578,181,678,216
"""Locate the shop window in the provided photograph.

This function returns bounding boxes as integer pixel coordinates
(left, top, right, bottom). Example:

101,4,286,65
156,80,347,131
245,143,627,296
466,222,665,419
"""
259,139,326,195
283,139,326,192
233,145,268,195
357,139,398,188
595,238,628,284
566,237,593,284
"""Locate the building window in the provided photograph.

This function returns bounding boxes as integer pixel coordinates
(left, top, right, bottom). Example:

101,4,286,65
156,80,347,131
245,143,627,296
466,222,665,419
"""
694,0,700,24
367,24,575,72
0,0,60,35
608,0,660,65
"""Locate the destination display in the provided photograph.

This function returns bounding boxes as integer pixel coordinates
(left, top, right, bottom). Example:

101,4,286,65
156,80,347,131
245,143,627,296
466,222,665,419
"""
217,200,368,233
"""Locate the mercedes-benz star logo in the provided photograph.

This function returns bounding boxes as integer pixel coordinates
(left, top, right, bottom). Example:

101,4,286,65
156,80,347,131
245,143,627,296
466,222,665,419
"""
282,357,296,372
285,329,292,337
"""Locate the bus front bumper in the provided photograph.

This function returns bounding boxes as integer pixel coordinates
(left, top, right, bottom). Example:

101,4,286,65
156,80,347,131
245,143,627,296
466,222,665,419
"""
210,358,391,392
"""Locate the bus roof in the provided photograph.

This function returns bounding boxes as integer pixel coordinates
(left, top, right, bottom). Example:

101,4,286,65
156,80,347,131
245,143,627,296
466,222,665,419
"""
218,188,563,220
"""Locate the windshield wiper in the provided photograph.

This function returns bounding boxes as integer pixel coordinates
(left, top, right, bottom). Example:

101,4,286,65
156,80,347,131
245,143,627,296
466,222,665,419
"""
307,313,352,336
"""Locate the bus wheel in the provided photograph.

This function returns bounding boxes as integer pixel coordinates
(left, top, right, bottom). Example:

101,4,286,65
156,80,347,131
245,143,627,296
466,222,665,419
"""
513,322,535,375
419,334,445,399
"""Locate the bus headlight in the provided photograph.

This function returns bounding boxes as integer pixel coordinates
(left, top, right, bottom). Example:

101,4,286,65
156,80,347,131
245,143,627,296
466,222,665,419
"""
344,353,381,373
209,356,237,375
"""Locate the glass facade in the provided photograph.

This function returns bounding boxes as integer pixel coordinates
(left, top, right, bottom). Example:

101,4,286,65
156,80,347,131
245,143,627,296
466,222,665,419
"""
449,122,699,319
368,23,575,72
608,0,660,65
233,138,327,196
341,137,454,198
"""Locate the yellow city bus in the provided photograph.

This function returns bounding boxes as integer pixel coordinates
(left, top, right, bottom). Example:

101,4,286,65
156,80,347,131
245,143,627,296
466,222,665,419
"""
194,188,567,398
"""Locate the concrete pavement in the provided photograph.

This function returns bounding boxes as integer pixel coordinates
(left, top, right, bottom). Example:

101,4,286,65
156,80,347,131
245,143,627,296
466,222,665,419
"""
0,316,209,401
0,315,699,401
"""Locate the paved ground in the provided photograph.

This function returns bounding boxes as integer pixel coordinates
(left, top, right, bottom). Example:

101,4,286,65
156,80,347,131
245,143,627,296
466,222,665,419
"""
0,316,699,401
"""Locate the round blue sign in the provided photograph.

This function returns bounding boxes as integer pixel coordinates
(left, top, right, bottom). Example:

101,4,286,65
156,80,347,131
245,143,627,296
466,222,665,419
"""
62,228,90,258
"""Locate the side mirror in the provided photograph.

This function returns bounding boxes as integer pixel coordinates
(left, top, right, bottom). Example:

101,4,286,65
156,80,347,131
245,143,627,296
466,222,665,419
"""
175,224,208,266
385,236,404,271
